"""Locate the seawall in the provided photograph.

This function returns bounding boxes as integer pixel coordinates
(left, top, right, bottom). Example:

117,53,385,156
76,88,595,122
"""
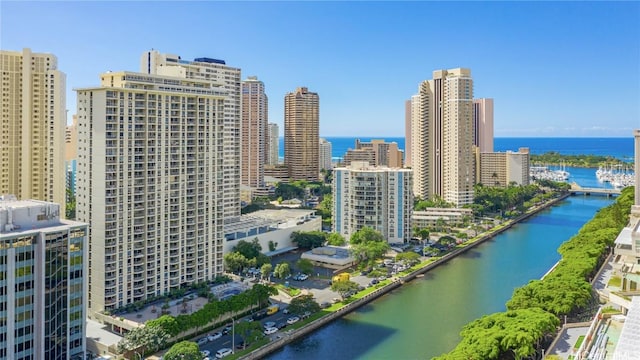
241,192,571,359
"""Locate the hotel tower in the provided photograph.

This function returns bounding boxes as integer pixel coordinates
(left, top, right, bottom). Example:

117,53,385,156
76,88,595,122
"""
241,76,268,189
411,68,475,206
76,71,227,314
284,87,320,181
0,49,66,210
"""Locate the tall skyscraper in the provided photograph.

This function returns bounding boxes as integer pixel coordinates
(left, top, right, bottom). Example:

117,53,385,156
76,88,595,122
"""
404,99,413,167
241,76,268,189
333,162,413,243
284,87,320,181
267,123,280,165
65,115,78,206
411,68,475,206
0,49,66,210
0,196,87,360
76,71,227,314
473,98,494,153
141,50,242,220
319,138,333,171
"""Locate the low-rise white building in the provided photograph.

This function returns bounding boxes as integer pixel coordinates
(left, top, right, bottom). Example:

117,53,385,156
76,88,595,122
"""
333,162,413,243
412,207,473,228
223,209,321,254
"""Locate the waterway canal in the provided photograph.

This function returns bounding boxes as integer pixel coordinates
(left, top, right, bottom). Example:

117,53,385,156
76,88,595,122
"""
267,195,614,359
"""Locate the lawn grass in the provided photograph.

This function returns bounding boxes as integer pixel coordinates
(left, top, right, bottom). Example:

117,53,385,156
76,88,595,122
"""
274,283,301,297
574,335,585,349
608,276,622,288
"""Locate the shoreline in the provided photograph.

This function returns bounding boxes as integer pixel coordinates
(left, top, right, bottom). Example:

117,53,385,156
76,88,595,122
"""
240,192,572,359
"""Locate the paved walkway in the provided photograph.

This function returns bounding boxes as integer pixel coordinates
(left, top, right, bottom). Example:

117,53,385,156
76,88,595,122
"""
547,326,589,359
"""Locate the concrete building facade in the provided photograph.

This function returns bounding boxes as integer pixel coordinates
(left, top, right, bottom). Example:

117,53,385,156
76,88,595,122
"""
478,148,530,187
333,162,413,243
75,71,227,315
141,50,242,220
267,123,279,165
241,76,268,189
473,98,494,153
0,49,66,211
284,87,319,181
319,138,333,171
343,139,403,168
0,196,87,360
411,68,475,206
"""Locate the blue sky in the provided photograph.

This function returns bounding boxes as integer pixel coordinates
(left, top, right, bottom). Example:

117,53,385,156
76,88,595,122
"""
2,1,639,137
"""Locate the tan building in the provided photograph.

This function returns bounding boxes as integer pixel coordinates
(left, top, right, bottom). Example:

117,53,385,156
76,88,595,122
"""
284,87,319,181
478,148,530,187
404,98,413,167
241,76,268,189
141,50,242,220
0,49,66,210
76,71,227,315
343,139,403,168
264,164,289,182
473,98,494,153
412,68,475,206
319,138,333,171
65,114,78,161
267,123,280,165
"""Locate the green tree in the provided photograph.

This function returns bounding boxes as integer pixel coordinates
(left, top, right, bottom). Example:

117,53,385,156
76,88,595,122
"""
350,226,385,244
260,263,273,281
291,231,326,249
330,280,360,299
268,240,278,252
274,182,305,200
297,258,314,275
224,252,249,274
286,294,320,315
163,341,202,360
146,314,180,337
65,187,76,219
234,238,262,260
396,251,420,265
235,321,264,350
326,232,346,246
117,324,170,356
273,262,291,279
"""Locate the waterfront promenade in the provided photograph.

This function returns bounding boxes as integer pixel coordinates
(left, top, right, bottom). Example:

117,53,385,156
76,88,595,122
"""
243,193,572,359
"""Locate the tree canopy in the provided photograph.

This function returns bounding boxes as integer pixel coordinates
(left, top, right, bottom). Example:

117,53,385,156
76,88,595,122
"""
234,238,262,260
163,341,202,360
330,280,360,299
286,294,320,315
291,231,326,249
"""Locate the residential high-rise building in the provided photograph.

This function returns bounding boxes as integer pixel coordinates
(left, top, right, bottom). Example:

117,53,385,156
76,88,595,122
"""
241,76,268,189
404,99,413,167
284,87,319,181
0,49,66,210
319,138,333,171
76,71,227,314
65,115,78,206
333,162,413,243
0,196,87,360
343,139,403,168
267,123,279,165
478,148,530,187
473,98,494,153
141,50,242,220
411,68,475,206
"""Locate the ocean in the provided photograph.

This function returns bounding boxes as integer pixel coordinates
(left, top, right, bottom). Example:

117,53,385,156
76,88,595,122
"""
278,137,635,161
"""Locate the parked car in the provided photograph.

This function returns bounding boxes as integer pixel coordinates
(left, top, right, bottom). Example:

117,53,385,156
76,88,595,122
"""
208,332,222,341
201,350,211,357
298,274,309,281
301,311,312,319
286,316,300,325
222,325,232,335
252,311,267,320
282,308,290,314
276,322,288,329
264,327,278,335
370,279,379,286
197,337,208,346
215,348,233,358
263,321,276,329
